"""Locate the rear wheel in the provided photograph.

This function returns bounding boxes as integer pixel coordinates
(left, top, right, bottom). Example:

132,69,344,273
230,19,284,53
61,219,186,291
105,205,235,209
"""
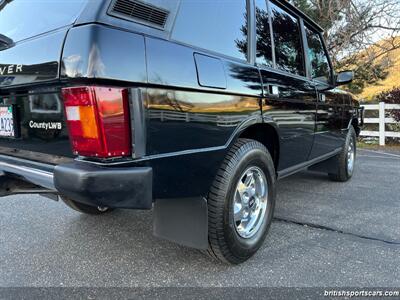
206,139,276,264
329,126,357,182
61,196,113,215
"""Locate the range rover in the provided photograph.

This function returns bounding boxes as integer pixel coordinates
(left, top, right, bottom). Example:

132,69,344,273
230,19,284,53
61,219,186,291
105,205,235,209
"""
0,0,363,264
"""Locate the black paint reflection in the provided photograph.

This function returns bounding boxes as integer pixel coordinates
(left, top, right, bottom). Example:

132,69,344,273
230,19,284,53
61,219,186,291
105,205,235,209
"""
260,71,316,169
0,88,72,158
145,89,260,155
0,29,66,88
310,85,347,158
227,63,263,93
61,25,147,83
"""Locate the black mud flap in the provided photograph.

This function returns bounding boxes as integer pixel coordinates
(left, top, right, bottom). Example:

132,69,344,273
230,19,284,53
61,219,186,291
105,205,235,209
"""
308,154,339,175
153,197,208,250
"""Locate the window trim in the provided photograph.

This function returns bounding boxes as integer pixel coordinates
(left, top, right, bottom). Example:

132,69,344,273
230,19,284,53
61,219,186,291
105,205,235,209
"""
256,0,308,79
266,0,276,68
248,0,256,65
302,21,334,86
253,0,275,68
169,0,251,64
300,18,312,79
319,31,335,86
270,0,307,77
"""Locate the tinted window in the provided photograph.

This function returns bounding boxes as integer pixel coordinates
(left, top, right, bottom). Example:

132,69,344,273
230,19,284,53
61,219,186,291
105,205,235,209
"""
0,0,87,43
172,0,248,61
305,26,331,83
255,0,273,67
270,3,305,76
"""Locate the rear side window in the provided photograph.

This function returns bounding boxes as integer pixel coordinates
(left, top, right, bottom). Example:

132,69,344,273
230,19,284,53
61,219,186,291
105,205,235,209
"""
255,0,273,67
171,0,248,61
305,26,331,83
0,0,87,43
270,2,305,76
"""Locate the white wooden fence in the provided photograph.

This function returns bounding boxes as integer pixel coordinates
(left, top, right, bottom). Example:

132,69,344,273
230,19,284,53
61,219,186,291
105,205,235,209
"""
360,102,400,146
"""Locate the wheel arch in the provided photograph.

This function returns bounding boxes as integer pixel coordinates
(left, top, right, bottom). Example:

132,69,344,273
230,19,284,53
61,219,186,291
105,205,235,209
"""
230,120,280,171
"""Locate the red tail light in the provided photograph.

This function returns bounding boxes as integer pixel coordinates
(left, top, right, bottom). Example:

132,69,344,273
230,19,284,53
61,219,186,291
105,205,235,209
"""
61,86,131,158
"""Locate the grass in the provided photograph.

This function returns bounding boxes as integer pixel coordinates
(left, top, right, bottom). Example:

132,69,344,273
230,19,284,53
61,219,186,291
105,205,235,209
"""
357,140,400,151
359,38,400,101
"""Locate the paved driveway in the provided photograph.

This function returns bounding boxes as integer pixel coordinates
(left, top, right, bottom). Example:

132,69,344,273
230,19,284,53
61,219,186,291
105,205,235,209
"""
0,149,399,288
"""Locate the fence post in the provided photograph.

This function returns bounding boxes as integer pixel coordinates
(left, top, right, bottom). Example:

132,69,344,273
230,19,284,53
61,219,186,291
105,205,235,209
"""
379,102,386,146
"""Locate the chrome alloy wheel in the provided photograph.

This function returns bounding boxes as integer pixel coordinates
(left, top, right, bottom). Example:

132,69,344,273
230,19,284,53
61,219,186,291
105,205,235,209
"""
347,138,355,176
233,166,268,239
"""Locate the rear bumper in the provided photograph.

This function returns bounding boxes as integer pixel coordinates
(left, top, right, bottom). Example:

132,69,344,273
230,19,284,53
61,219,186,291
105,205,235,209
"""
0,154,210,249
0,155,153,209
0,155,55,189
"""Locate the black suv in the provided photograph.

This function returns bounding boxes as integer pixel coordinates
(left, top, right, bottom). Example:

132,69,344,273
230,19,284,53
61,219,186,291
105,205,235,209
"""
0,0,363,264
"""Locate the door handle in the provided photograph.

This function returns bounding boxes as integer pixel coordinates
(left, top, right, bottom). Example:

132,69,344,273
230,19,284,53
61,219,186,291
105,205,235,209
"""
269,85,279,97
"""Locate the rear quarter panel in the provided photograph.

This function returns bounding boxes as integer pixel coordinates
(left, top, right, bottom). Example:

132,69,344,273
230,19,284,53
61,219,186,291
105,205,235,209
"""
145,37,263,155
61,24,264,199
143,36,263,199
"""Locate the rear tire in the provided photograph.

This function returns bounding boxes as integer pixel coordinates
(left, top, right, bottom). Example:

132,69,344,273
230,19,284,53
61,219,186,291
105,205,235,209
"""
206,139,276,264
329,126,357,182
61,196,113,215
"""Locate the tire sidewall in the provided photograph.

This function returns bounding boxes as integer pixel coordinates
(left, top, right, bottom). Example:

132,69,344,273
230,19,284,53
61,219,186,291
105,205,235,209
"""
223,146,276,258
345,127,357,178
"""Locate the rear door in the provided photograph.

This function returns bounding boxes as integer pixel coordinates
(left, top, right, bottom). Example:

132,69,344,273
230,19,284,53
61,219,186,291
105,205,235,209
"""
0,0,88,159
256,0,317,170
303,24,346,158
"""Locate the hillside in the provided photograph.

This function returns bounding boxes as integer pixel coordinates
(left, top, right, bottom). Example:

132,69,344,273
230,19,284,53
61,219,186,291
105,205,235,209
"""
359,42,400,101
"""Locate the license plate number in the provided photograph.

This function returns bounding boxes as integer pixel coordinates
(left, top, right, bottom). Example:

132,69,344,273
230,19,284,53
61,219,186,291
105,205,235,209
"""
0,106,15,137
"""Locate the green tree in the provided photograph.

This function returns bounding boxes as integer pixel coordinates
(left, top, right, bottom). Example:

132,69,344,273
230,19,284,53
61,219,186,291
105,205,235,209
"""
376,87,400,122
288,0,400,94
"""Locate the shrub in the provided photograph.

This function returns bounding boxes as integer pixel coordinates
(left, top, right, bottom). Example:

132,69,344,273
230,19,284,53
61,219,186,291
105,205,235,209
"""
376,87,400,122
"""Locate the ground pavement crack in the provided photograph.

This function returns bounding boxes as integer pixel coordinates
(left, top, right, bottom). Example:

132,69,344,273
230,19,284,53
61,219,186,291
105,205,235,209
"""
273,217,400,246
